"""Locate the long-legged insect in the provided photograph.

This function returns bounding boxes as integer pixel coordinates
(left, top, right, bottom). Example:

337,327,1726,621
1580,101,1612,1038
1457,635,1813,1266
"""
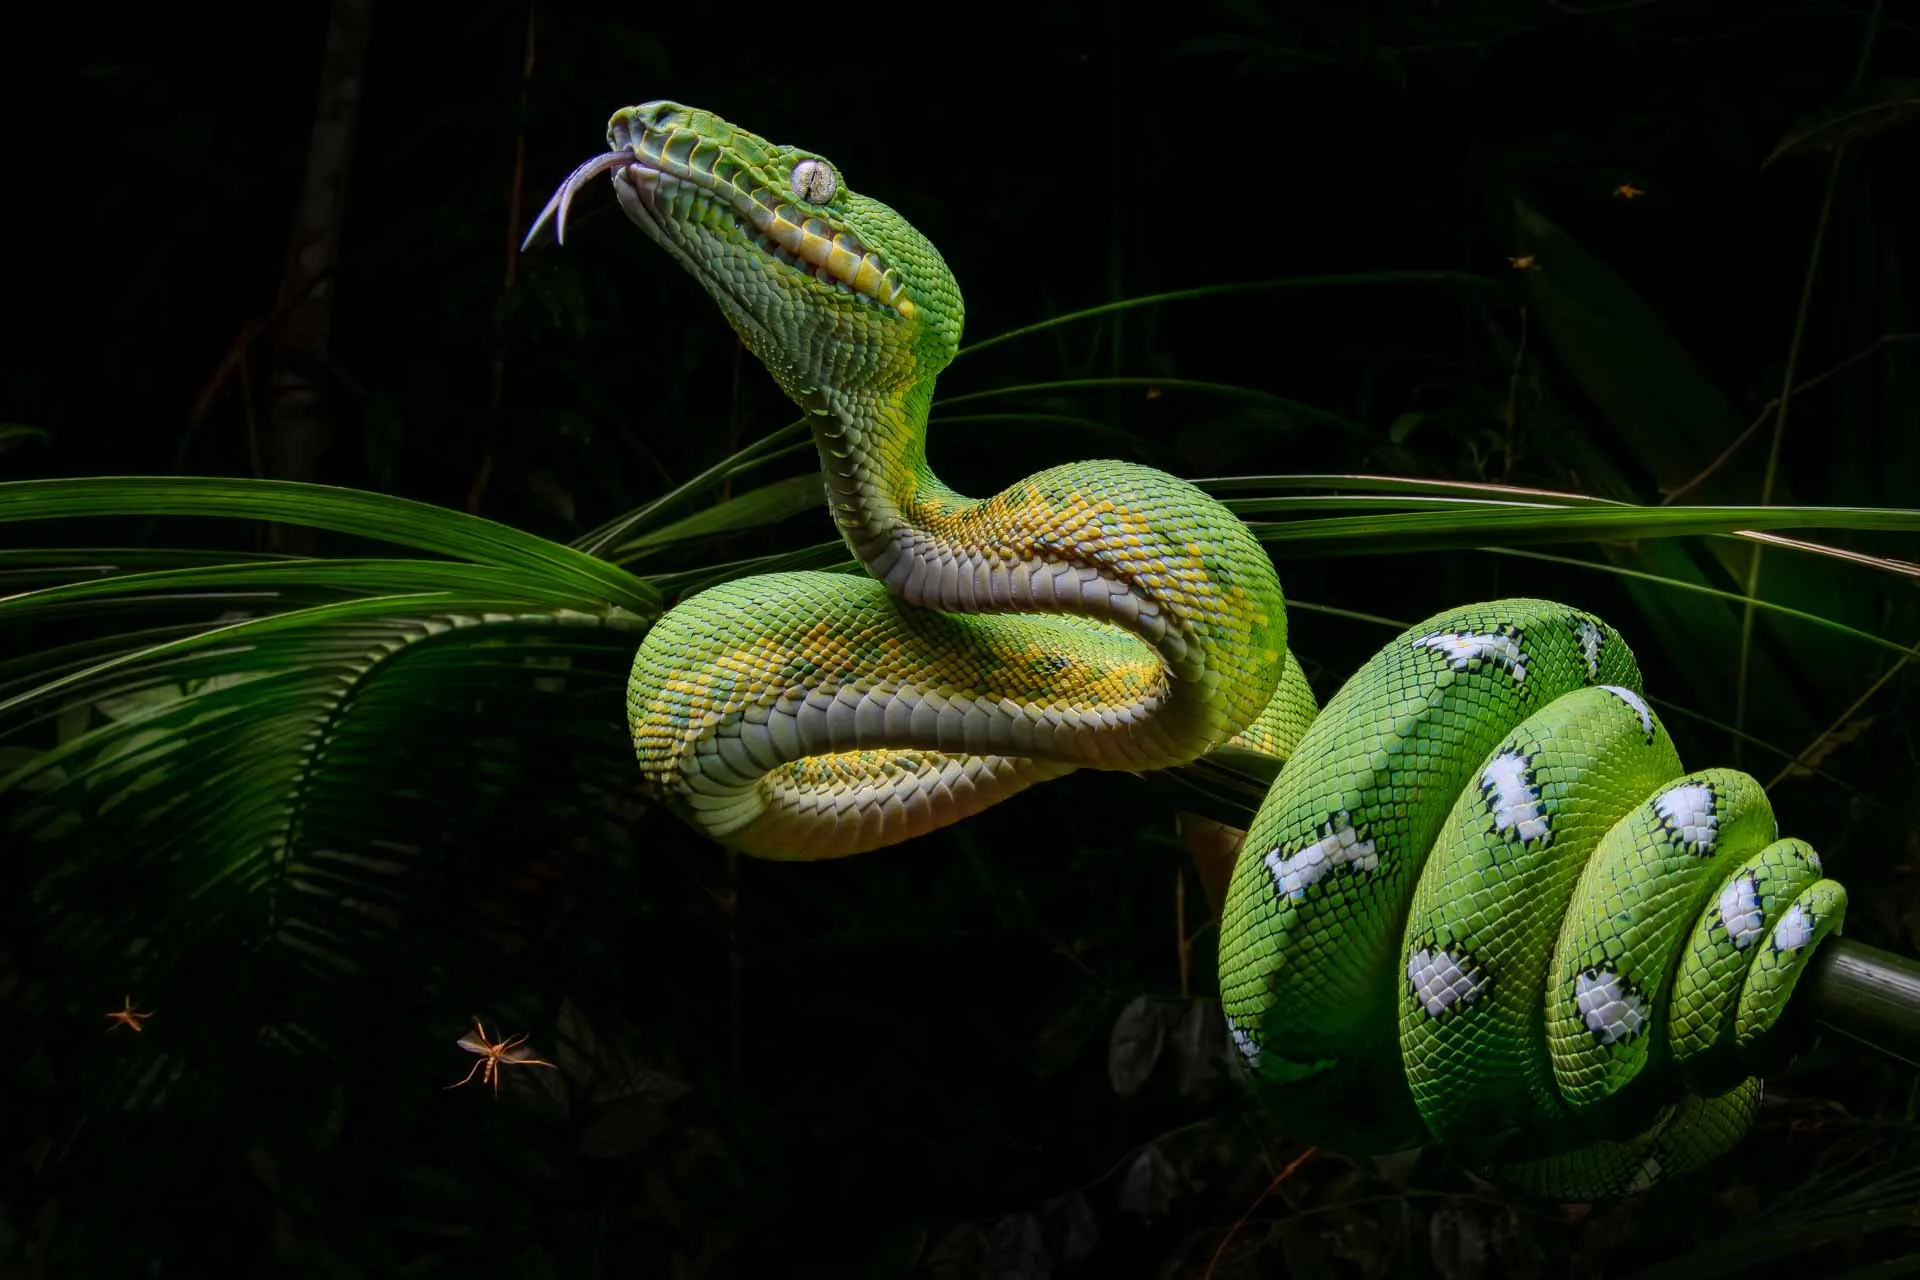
446,1020,556,1098
105,995,154,1033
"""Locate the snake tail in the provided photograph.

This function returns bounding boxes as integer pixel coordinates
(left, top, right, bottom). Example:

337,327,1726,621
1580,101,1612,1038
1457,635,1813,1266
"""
1217,601,1847,1196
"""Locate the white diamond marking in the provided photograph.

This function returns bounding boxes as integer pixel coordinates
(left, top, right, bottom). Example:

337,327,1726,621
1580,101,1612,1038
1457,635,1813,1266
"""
1481,751,1549,843
1576,619,1604,680
1718,874,1764,949
1228,1019,1261,1067
1412,629,1528,682
1407,946,1491,1017
1576,969,1648,1046
1600,684,1655,739
1655,782,1717,856
1772,903,1814,953
1263,811,1379,901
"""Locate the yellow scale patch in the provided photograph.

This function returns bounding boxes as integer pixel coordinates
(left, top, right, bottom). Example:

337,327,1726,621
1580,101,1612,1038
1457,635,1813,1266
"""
917,487,1242,640
636,606,1166,771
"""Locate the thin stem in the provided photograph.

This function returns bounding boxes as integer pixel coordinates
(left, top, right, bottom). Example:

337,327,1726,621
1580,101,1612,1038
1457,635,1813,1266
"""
1205,1146,1318,1278
1501,305,1529,484
726,846,743,1088
468,0,539,516
1765,634,1920,790
1661,332,1920,506
1177,869,1191,998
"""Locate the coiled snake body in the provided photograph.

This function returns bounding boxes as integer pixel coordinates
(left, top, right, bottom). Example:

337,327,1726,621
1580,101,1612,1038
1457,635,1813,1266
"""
529,103,1848,1198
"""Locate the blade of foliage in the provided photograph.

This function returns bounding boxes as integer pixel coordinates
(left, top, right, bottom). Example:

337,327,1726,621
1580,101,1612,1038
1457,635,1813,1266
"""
1500,197,1876,746
7,604,645,1125
572,420,810,559
1626,1155,1920,1279
0,423,51,455
1199,472,1626,505
1511,200,1744,487
604,473,828,561
1764,78,1920,167
639,540,856,593
1244,503,1920,555
935,377,1367,438
1486,547,1920,659
955,271,1499,361
0,477,656,611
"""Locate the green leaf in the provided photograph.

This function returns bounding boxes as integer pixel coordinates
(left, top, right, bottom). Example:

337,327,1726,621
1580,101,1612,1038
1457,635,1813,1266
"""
1246,502,1920,555
954,271,1498,361
0,477,656,612
605,472,827,560
934,377,1368,439
0,422,50,455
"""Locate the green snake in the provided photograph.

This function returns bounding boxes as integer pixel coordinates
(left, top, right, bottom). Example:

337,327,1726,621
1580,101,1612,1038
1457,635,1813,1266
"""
528,102,1849,1198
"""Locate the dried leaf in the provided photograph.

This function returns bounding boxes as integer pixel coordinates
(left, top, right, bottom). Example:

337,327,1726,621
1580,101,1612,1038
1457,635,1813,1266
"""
577,1097,666,1159
1046,1194,1099,1267
1430,1205,1492,1280
919,1225,988,1278
1108,995,1169,1097
1172,999,1227,1098
984,1214,1050,1280
555,998,690,1107
1033,993,1110,1079
1118,1144,1181,1221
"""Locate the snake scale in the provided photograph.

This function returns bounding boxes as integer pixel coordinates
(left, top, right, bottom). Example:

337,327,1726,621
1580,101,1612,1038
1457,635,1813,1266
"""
528,102,1849,1198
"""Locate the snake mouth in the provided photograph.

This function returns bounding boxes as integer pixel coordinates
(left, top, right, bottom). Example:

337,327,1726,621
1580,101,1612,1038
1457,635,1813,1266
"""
523,115,914,319
520,150,630,251
518,151,784,340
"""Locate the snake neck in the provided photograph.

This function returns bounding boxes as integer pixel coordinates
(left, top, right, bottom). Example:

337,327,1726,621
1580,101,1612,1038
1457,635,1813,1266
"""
807,376,1287,747
808,379,947,562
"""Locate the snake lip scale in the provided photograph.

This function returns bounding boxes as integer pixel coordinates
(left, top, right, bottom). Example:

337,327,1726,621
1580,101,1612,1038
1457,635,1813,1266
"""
530,101,1856,1200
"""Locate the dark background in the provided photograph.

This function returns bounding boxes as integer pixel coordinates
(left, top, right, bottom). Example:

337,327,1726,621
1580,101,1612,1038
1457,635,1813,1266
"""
4,1,1918,1276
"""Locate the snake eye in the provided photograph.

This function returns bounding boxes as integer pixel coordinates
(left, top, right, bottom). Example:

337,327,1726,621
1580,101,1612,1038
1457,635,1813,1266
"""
790,158,836,204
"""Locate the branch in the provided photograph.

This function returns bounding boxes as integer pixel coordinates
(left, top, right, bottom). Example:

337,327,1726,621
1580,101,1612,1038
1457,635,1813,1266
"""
1804,939,1920,1068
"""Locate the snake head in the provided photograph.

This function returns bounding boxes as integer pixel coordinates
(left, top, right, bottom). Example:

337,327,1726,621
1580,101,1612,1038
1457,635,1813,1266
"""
525,101,965,405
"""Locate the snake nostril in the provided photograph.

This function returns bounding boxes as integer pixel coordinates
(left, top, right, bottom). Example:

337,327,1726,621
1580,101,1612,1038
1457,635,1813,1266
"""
609,102,691,153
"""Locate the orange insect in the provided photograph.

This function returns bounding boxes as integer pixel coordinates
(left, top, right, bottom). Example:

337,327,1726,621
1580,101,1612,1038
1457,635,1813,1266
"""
1508,254,1538,271
105,995,154,1033
1613,183,1647,199
446,1020,556,1098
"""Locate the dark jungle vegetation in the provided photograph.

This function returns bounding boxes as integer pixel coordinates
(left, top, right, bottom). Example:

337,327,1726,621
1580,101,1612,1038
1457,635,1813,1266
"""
3,1,1918,1275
